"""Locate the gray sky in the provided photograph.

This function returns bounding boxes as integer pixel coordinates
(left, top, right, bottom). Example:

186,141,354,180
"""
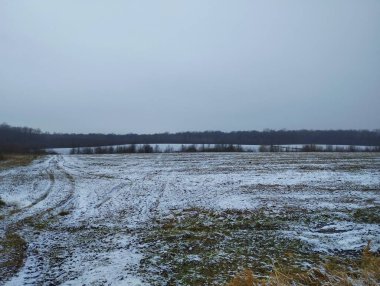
1,0,379,134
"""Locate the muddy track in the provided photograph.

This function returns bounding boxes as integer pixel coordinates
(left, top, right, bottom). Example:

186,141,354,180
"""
0,155,76,285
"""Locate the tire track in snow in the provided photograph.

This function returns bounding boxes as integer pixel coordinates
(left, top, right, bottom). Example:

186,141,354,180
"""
2,155,77,285
0,157,56,284
95,180,131,208
19,159,55,212
9,156,74,220
148,175,175,219
50,157,76,211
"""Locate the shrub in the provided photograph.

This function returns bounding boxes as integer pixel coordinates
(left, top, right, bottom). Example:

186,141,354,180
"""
138,144,153,153
164,145,174,153
181,144,197,152
258,145,269,152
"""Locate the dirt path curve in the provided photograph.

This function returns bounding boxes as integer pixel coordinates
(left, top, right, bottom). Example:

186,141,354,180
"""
0,155,76,285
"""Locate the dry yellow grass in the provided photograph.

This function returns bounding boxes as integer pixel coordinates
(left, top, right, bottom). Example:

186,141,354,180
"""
227,269,261,286
0,232,27,282
226,242,380,286
0,154,39,169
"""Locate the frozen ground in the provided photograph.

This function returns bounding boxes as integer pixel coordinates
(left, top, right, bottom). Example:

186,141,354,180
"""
0,153,379,285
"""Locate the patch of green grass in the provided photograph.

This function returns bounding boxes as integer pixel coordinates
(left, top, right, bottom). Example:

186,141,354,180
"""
0,232,27,283
21,216,52,230
34,221,50,230
353,207,380,224
139,208,318,285
140,206,366,285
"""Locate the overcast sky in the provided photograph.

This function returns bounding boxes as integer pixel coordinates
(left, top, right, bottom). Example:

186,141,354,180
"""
1,1,379,134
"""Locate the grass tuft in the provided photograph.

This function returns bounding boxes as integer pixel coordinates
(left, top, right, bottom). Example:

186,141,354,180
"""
227,269,258,286
0,197,6,208
353,207,380,224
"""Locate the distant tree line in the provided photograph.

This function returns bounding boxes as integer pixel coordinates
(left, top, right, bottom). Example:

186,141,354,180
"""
1,123,380,154
70,144,245,154
69,144,380,154
258,144,380,152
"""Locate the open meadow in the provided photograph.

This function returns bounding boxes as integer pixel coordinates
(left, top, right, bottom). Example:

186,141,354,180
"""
1,153,379,285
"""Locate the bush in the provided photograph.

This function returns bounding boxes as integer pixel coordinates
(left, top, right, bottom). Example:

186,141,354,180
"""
164,145,174,153
300,144,323,152
258,145,269,152
181,144,197,152
138,144,153,153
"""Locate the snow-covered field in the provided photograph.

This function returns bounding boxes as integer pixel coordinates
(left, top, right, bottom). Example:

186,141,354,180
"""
0,153,379,285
